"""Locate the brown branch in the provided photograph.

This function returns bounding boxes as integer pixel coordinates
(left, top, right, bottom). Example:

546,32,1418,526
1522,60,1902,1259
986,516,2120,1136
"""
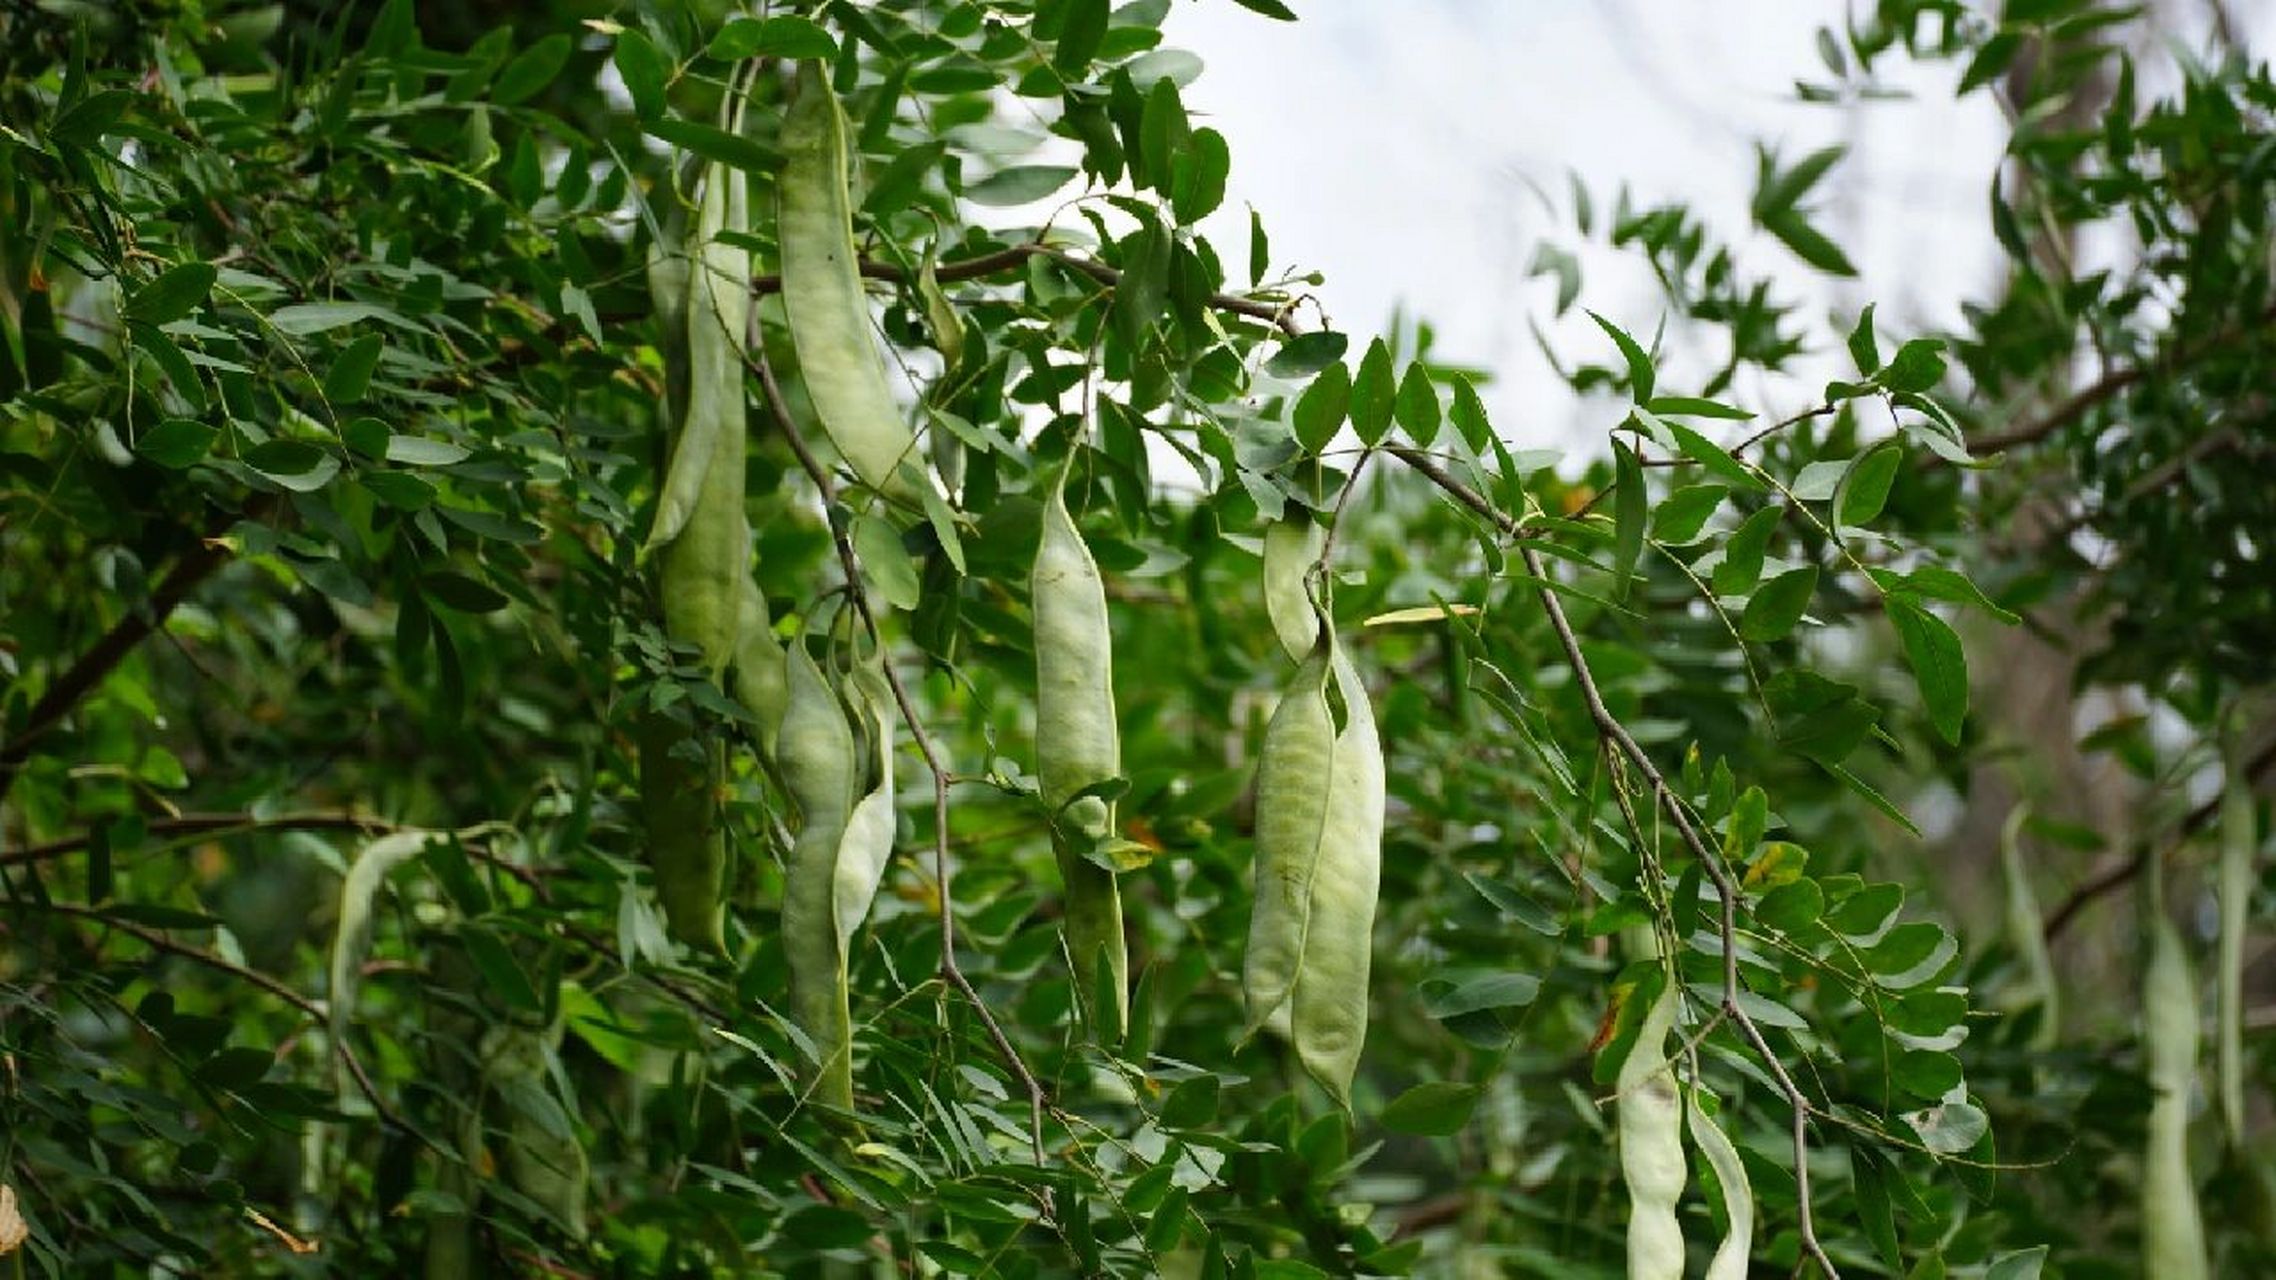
1971,301,2276,454
752,240,1302,337
2042,731,2276,942
1388,443,1842,1279
748,342,1050,1165
0,501,265,800
0,811,398,869
40,900,407,1137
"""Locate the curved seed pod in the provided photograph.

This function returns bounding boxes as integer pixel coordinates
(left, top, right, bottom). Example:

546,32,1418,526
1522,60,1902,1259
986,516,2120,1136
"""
833,660,898,952
918,259,966,493
481,1024,588,1240
1261,516,1323,663
328,830,439,1093
1032,473,1129,1034
778,637,861,1108
780,62,921,495
2142,868,2210,1280
732,577,790,756
1998,803,2059,1050
2217,739,2254,1148
1618,979,1687,1280
1244,649,1333,1032
638,713,726,951
645,197,691,428
1288,646,1383,1101
1687,1090,1754,1280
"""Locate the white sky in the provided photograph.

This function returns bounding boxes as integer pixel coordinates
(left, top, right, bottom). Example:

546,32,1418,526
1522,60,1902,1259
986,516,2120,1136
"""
1162,0,2261,452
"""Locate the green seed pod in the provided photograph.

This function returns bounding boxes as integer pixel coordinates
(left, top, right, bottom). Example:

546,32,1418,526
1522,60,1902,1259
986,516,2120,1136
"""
2142,868,2209,1280
732,577,789,757
1998,803,2059,1050
1261,516,1324,663
1032,472,1129,1036
778,636,882,1109
481,1024,588,1241
2217,738,2254,1149
1618,979,1686,1280
638,711,726,952
1687,1090,1754,1280
779,63,921,496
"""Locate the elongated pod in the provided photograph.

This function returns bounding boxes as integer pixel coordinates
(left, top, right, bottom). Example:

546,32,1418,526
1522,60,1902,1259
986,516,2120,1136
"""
2142,862,2210,1280
638,713,726,951
779,63,921,495
2217,738,2255,1148
1287,646,1383,1101
778,638,861,1107
1687,1091,1754,1280
1619,980,1686,1280
1998,803,2059,1050
1032,473,1128,1035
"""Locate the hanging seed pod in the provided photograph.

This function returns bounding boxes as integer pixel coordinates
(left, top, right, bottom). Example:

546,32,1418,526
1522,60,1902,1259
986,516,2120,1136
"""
1618,979,1686,1280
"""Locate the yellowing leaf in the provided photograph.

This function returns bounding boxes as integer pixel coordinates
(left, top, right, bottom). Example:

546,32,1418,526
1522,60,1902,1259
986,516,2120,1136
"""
1361,603,1481,627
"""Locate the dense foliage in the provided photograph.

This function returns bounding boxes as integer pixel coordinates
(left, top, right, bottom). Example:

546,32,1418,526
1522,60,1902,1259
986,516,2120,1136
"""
0,1,2267,1277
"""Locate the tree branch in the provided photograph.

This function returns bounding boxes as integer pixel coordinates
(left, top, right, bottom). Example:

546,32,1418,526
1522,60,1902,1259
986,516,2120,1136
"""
2041,730,2276,942
1388,443,1841,1279
0,811,398,869
0,499,268,803
747,343,1050,1165
1971,302,2276,454
752,239,1303,337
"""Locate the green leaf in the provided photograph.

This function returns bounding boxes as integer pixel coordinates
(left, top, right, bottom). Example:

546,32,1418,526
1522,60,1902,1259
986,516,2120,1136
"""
1227,0,1298,18
1754,144,1846,218
646,116,777,175
1755,879,1823,933
1852,1146,1905,1270
1761,209,1856,276
1394,363,1440,447
1985,1247,2049,1280
1658,416,1764,491
1895,1048,1963,1099
1847,302,1881,375
461,926,541,1013
195,1045,276,1091
1905,1099,1988,1155
1380,1081,1481,1136
1867,922,1956,987
1292,361,1350,454
1586,311,1654,402
421,570,509,613
245,439,328,476
1740,565,1817,642
1449,374,1491,453
710,15,837,62
127,262,216,325
854,514,922,611
613,30,668,121
1650,483,1724,545
1878,339,1947,394
1139,75,1189,194
138,419,217,469
387,436,470,466
362,471,437,511
1421,970,1540,1017
1159,1075,1220,1129
964,165,1078,207
1644,395,1751,420
492,34,570,105
1836,444,1901,527
1872,565,2019,625
1886,598,1967,744
1265,331,1347,379
1169,127,1229,224
1610,439,1646,597
50,90,132,149
324,334,384,406
1711,505,1783,594
1349,339,1395,445
1053,0,1110,74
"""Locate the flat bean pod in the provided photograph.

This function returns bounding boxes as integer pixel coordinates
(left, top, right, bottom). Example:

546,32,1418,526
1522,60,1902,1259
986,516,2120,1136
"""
1687,1090,1753,1280
638,712,727,951
481,1024,588,1240
1261,516,1323,664
1032,472,1129,1034
778,636,861,1108
1618,979,1686,1280
1998,803,2059,1050
732,577,789,757
2142,880,2209,1280
779,63,921,496
2216,742,2253,1147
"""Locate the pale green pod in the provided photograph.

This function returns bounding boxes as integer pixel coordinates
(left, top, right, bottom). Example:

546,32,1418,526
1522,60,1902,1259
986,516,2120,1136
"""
1998,803,2059,1050
1261,516,1324,664
2141,882,2209,1280
1032,473,1129,1035
1618,981,1686,1280
481,1024,588,1240
638,712,726,951
832,661,898,961
779,638,861,1108
328,829,439,1097
1687,1091,1754,1280
779,63,921,495
1243,646,1334,1038
1288,646,1383,1103
2217,741,2254,1149
732,577,790,757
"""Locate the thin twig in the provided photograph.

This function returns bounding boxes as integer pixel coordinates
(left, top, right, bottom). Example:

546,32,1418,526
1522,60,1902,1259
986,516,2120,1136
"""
0,811,398,869
2042,731,2276,942
1970,301,2276,454
1388,443,1841,1279
748,342,1050,1164
753,239,1302,338
39,901,407,1137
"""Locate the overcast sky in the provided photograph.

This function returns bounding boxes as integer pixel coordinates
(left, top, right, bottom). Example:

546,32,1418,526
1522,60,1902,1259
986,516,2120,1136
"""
1160,0,2261,451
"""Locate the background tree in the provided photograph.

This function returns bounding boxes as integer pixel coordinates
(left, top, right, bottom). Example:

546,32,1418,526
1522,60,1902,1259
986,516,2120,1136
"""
0,1,2266,1276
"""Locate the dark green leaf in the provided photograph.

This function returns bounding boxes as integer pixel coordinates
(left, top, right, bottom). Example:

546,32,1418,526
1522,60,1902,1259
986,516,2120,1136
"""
614,30,668,121
127,263,216,325
245,439,328,477
1836,444,1901,527
1879,338,1947,394
1740,565,1817,642
1610,439,1646,596
324,334,384,407
1650,484,1724,545
1847,302,1880,375
1292,361,1349,454
1887,598,1967,744
1762,209,1857,276
1349,339,1395,445
1587,311,1655,402
964,165,1077,207
1380,1081,1481,1136
137,419,217,469
646,116,776,175
421,570,509,614
1265,331,1346,379
1449,374,1491,453
1711,505,1783,595
492,34,570,105
1394,363,1440,447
